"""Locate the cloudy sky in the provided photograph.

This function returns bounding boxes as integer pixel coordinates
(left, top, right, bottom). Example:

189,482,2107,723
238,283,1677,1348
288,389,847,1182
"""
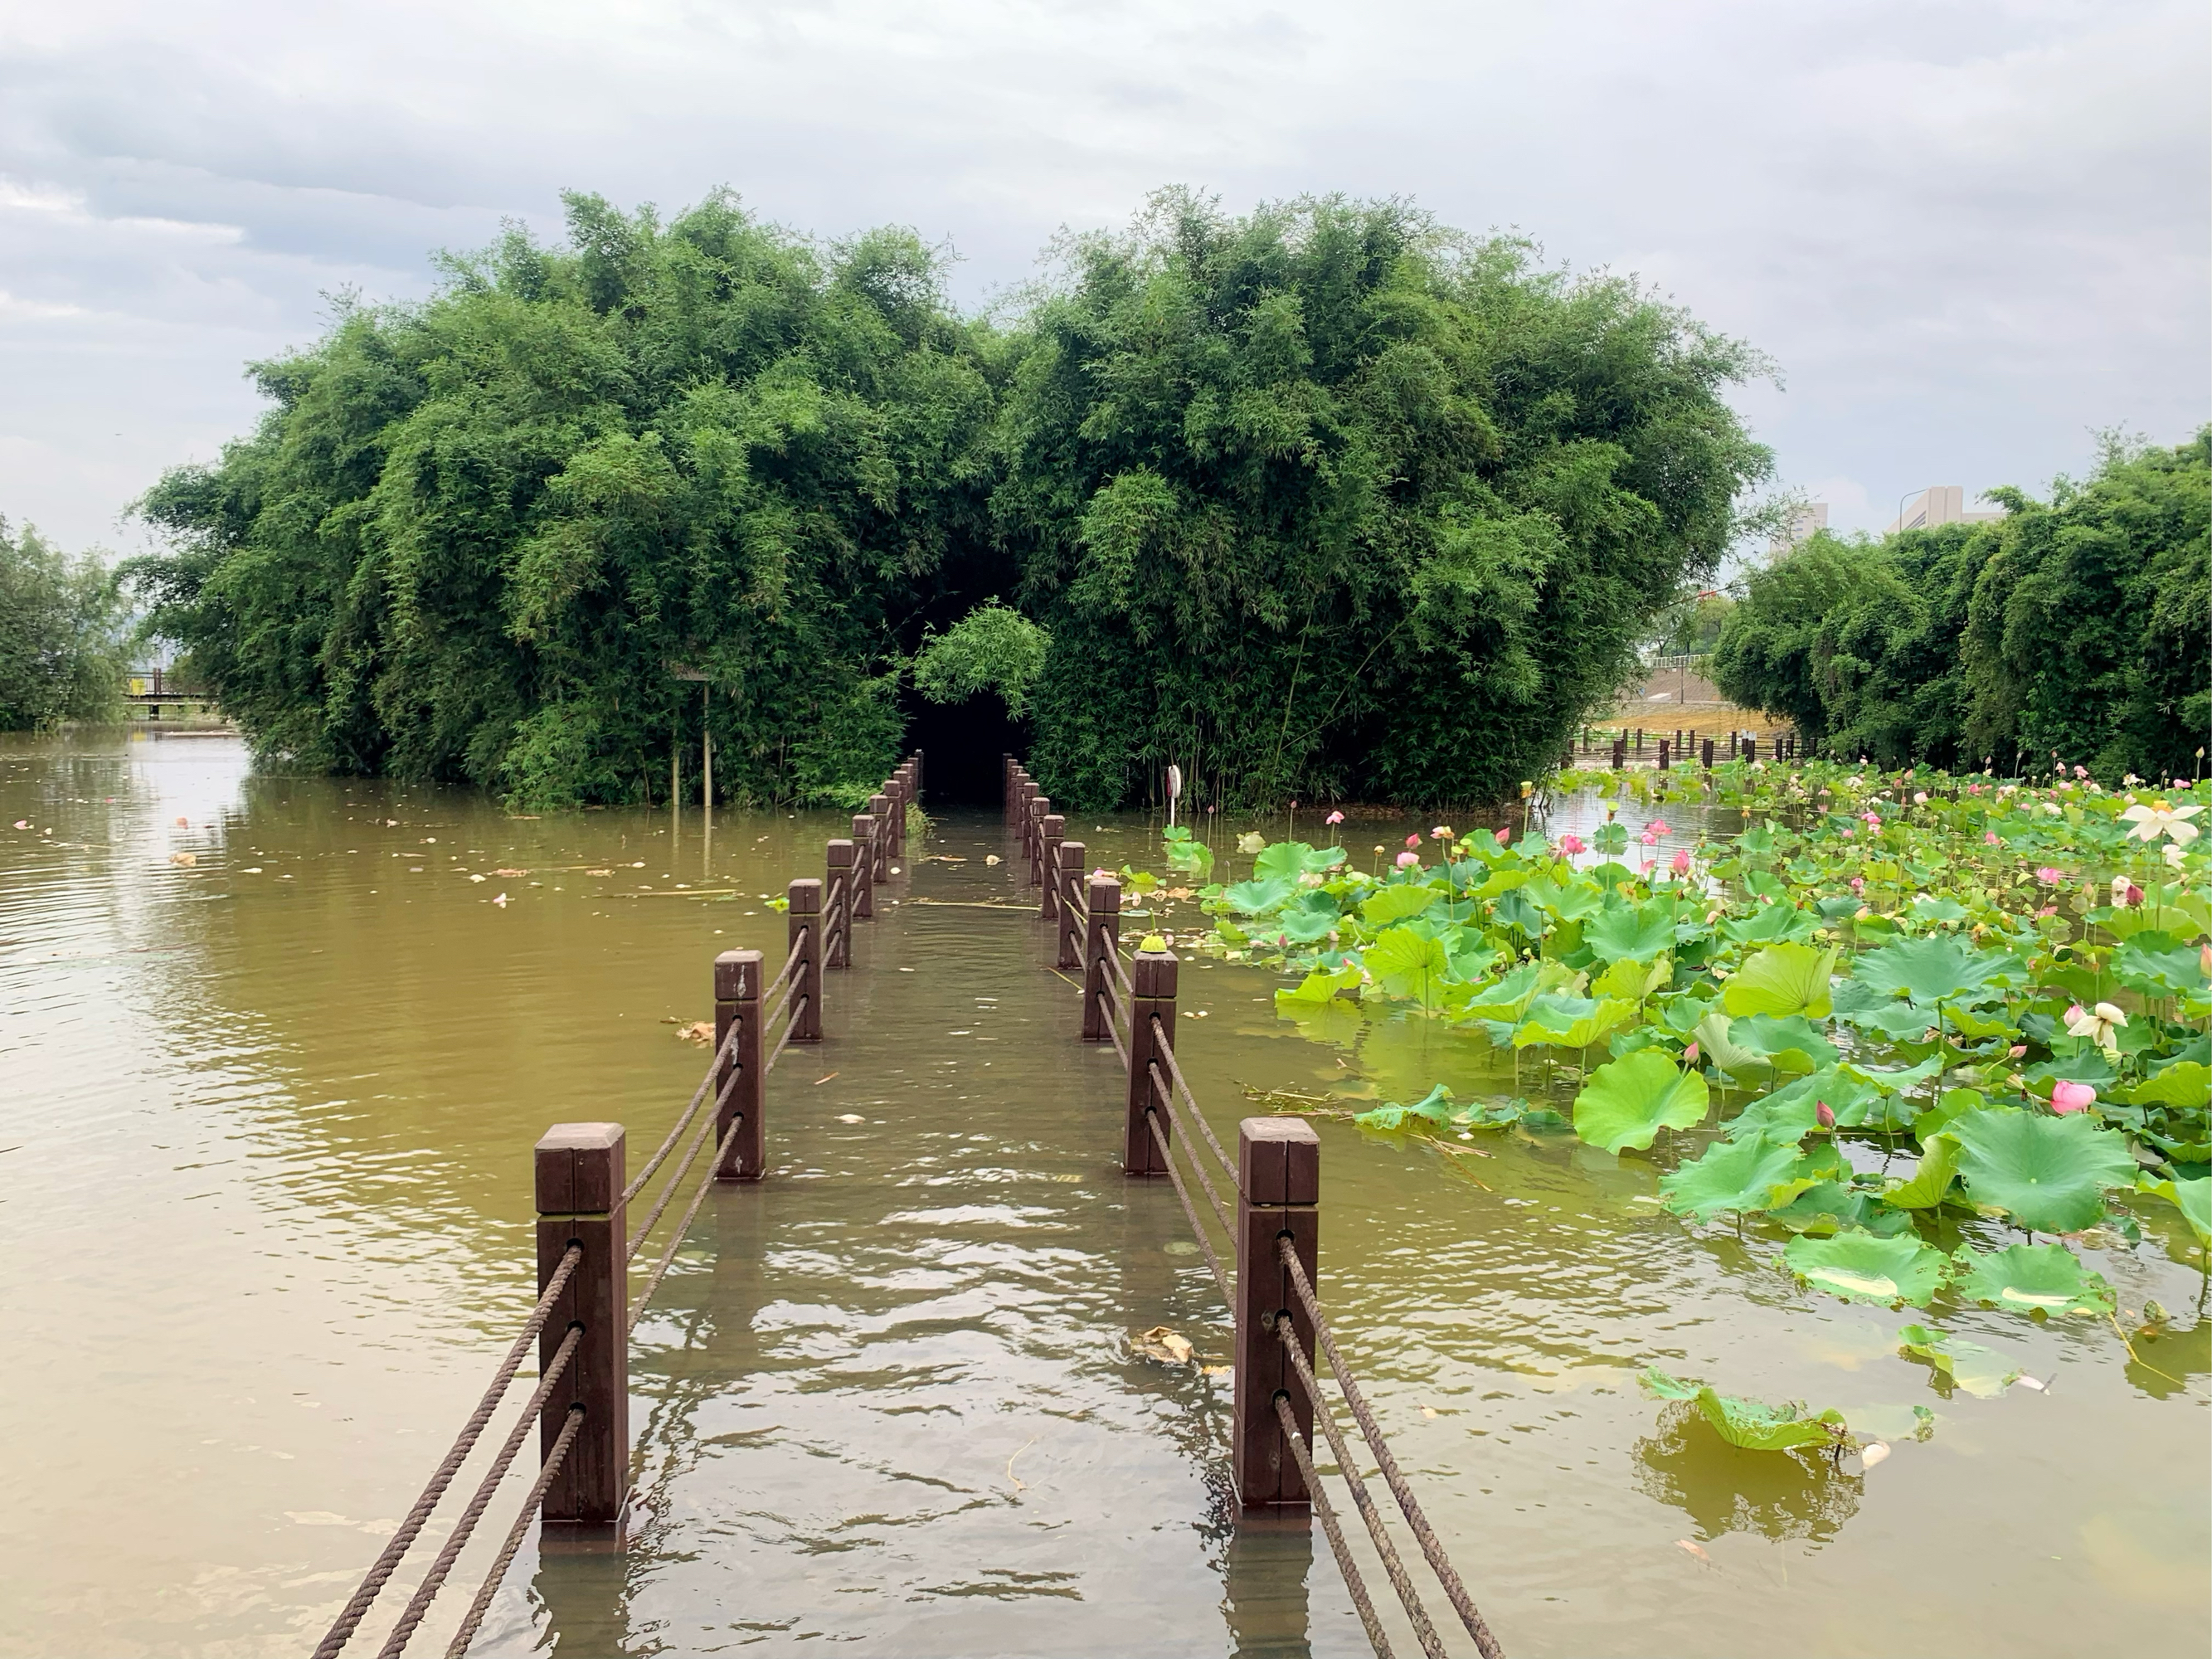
2,0,2205,557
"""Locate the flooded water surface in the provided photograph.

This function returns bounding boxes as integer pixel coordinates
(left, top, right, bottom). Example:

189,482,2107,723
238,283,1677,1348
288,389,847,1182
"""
2,732,2205,1657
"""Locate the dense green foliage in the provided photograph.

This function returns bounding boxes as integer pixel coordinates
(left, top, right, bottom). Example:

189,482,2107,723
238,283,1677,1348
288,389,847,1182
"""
999,192,1773,810
1713,434,2210,781
912,601,1048,718
1651,589,1732,657
129,188,1771,808
0,517,128,728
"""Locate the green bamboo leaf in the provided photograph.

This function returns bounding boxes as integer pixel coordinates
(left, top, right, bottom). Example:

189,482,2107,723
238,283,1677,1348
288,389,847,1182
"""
1951,1242,2116,1316
1782,1228,1949,1307
1721,942,1839,1019
1947,1107,2137,1234
1573,1049,1709,1152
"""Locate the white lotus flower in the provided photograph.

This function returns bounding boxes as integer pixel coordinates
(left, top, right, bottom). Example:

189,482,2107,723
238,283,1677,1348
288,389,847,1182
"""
2064,1000,2128,1053
2121,800,2202,844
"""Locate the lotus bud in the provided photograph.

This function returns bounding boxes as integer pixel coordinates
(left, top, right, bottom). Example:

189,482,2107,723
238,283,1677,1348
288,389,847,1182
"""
2049,1081,2096,1114
1815,1101,1835,1128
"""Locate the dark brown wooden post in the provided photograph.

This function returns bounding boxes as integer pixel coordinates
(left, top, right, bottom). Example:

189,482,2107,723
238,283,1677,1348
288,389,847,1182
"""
1125,946,1178,1175
1234,1117,1319,1511
1702,737,1716,769
910,750,923,797
868,795,893,880
786,878,823,1041
849,815,877,921
1611,736,1626,770
825,839,854,968
1039,813,1065,922
712,950,765,1180
1657,738,1670,772
1744,736,1758,766
1027,795,1051,886
1635,728,1643,753
536,1123,630,1528
1082,875,1121,1041
1055,839,1085,970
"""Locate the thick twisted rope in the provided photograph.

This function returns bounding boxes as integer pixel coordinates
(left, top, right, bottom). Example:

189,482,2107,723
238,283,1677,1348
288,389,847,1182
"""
763,960,804,1034
765,937,802,998
1274,1394,1397,1659
1096,990,1130,1068
620,1022,737,1209
1275,1315,1447,1659
372,1323,586,1658
1143,1107,1233,1311
1149,1023,1238,1187
1279,1238,1505,1659
310,1244,585,1659
630,1114,745,1333
1148,1064,1232,1236
440,1405,584,1658
763,997,805,1075
625,1072,729,1262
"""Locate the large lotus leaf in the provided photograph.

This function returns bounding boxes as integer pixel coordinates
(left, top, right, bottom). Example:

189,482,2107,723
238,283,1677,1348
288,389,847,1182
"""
1573,1049,1710,1152
1363,927,1452,1008
1909,896,1970,926
1354,1085,1456,1131
1361,883,1439,927
1222,875,1297,915
1833,978,1940,1042
1722,943,1839,1019
1586,898,1679,963
2136,1175,2212,1248
1951,1242,2116,1316
1272,897,1345,944
1515,993,1637,1052
1722,904,1823,946
1490,889,1545,937
1943,1003,2020,1040
1592,955,1670,1003
2129,1060,2211,1110
1276,964,1364,1006
1726,1066,1880,1141
1521,877,1603,922
1768,1182,1916,1237
1882,1136,1962,1209
1844,1054,1945,1097
1947,1107,2136,1234
1895,1324,2024,1398
1728,1014,1840,1074
1851,937,2017,1010
1255,840,1345,882
1636,1370,1848,1452
1660,1134,1820,1222
1451,961,1548,1023
1783,1228,1949,1307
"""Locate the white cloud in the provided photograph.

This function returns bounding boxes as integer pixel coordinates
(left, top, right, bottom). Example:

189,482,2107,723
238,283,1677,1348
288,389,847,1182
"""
0,0,2203,548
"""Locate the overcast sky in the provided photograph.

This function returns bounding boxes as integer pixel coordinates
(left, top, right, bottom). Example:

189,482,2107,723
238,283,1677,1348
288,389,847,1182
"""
2,0,2205,558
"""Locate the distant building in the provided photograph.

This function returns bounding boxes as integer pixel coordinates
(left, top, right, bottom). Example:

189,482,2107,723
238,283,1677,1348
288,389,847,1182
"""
1886,486,2002,534
1768,502,1828,559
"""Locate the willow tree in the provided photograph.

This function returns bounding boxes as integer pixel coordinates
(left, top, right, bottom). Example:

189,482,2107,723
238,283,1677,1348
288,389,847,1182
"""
131,191,1001,806
993,191,1773,810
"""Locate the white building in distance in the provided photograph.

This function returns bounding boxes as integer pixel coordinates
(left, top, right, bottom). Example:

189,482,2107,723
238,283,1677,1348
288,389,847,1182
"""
1887,485,2004,534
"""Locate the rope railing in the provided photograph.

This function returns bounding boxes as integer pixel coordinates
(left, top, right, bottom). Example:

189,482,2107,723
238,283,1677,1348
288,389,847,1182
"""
442,1405,583,1658
630,1114,746,1333
1095,990,1130,1068
763,995,805,1076
1142,1104,1232,1310
1274,1394,1400,1659
310,1243,585,1659
1150,1022,1237,1187
1280,1238,1506,1659
625,1078,727,1262
620,1020,738,1209
1147,1063,1232,1236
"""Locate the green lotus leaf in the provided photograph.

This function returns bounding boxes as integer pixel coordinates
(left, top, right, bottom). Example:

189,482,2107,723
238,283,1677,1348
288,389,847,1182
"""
1909,896,1970,925
1895,1324,2024,1398
1844,1054,1946,1096
1833,978,1942,1041
1942,1004,2020,1039
1721,942,1839,1019
1951,1242,2116,1317
2128,1061,2211,1111
1573,1049,1710,1152
1362,927,1452,1008
1361,883,1438,926
1728,1014,1840,1074
1592,954,1670,1002
1636,1369,1849,1452
1275,964,1363,1006
1767,1181,1915,1237
1222,875,1297,915
2115,937,2210,996
1851,937,2016,1010
1882,1135,1961,1209
1947,1107,2137,1234
1522,877,1602,922
1450,961,1549,1022
1721,903,1822,946
1269,896,1344,944
1692,1010,1767,1078
1354,1085,1456,1131
1659,1134,1820,1223
1516,992,1638,1052
1726,1067,1881,1140
1255,840,1345,882
2135,1174,2212,1248
1586,898,1680,963
1783,1228,1949,1307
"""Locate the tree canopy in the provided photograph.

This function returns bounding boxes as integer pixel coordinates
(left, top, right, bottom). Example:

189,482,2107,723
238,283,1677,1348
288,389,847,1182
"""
132,188,1777,808
0,517,128,729
1713,432,2210,781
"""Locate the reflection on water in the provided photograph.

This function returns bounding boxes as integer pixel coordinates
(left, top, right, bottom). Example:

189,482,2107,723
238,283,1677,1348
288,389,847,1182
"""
1,732,2207,1658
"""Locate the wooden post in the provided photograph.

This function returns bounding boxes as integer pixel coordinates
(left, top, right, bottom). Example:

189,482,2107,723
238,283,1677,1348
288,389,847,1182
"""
712,950,765,1180
1635,728,1643,753
1657,738,1670,772
868,795,893,880
1055,840,1086,970
1611,735,1626,771
1744,736,1758,766
849,815,876,921
1702,737,1716,770
1125,947,1178,1175
786,878,823,1041
1039,813,1065,922
1234,1117,1319,1511
1027,796,1051,886
535,1123,630,1528
1082,875,1121,1041
825,839,854,968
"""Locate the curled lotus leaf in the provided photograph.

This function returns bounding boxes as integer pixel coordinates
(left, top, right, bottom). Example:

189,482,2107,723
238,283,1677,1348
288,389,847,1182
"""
1637,1368,1850,1452
1573,1049,1710,1153
1586,898,1680,963
1721,943,1839,1020
1947,1107,2137,1235
1782,1228,1949,1307
1275,965,1362,1006
1255,840,1346,883
1354,1085,1456,1131
1895,1324,2024,1398
1881,1136,1962,1209
1659,1134,1821,1223
2134,1174,2212,1249
1514,993,1638,1053
1363,927,1454,1007
1767,1181,1915,1237
1951,1242,2117,1317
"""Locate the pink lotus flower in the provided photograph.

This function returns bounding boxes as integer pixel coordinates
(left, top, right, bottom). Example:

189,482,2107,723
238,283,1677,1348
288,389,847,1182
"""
1849,876,1864,893
1558,834,1587,856
1325,810,1344,826
2127,883,2145,907
1670,848,1691,874
1840,826,1855,839
2050,1081,2097,1115
1682,1041,1700,1066
1815,1102,1835,1128
2073,765,2088,778
1404,834,1420,849
1431,825,1452,839
2035,867,2062,885
1647,820,1670,835
1863,812,1882,828
1496,825,1512,845
1983,832,2000,846
1640,830,1658,846
1395,850,1420,868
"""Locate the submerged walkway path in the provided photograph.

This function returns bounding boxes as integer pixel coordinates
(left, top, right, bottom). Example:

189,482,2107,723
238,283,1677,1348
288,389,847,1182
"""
305,757,1503,1659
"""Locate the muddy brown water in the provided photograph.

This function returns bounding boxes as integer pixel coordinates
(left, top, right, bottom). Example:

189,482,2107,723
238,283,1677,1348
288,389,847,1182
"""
1,731,2205,1657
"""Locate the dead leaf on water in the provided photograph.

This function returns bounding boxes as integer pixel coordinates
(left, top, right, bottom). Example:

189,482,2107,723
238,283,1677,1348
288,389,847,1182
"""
1675,1539,1712,1564
169,852,197,867
674,1021,714,1045
1420,1404,1439,1418
985,854,1001,866
1133,1326,1194,1366
493,868,529,877
585,868,613,876
1860,1441,1892,1469
1201,1364,1232,1377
